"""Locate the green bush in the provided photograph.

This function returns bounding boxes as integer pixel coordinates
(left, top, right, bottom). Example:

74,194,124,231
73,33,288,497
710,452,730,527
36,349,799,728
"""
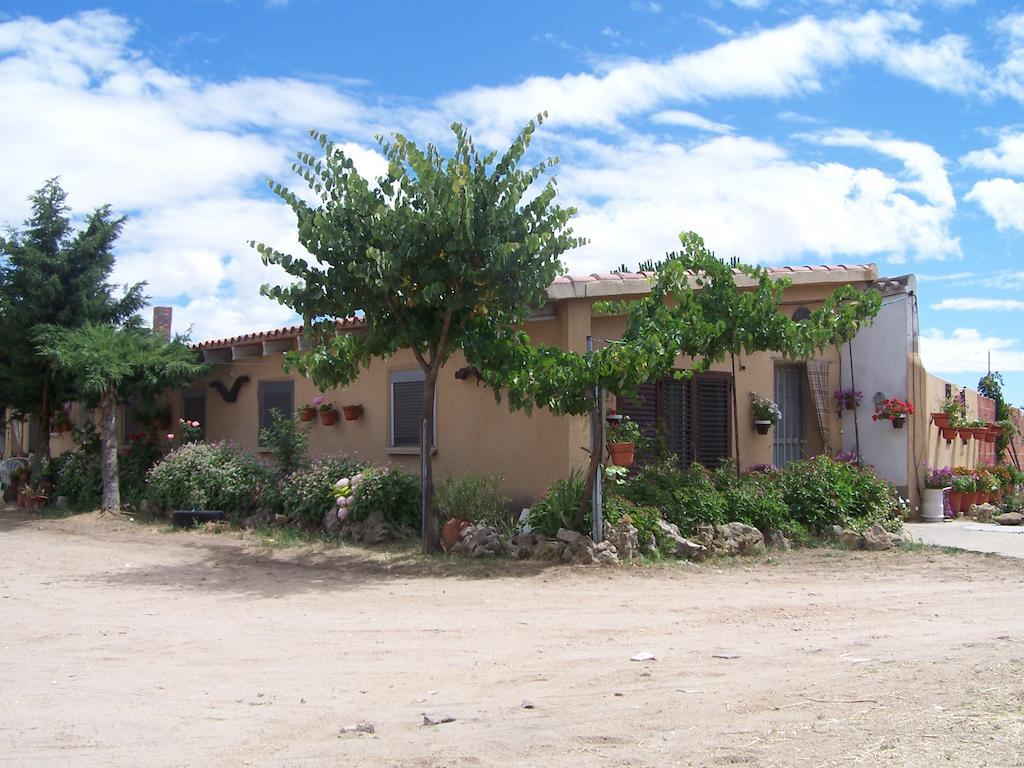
349,466,421,530
258,408,308,475
527,468,589,537
1000,493,1024,515
279,454,367,526
435,473,513,534
621,459,726,535
777,456,903,533
145,441,277,518
603,494,664,551
719,473,791,533
119,433,170,509
51,425,102,509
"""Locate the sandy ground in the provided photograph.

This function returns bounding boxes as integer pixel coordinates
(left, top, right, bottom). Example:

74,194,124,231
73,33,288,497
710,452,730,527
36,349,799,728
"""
1,511,1023,768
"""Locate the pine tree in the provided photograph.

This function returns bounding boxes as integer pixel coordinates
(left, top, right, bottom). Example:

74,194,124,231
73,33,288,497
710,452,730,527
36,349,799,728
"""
0,179,145,471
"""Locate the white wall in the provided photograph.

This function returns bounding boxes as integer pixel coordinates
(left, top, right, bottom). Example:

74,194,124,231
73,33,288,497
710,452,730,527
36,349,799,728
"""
840,281,915,491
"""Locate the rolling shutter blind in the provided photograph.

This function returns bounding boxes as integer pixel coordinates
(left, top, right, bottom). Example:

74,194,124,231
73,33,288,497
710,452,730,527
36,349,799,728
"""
662,378,693,467
391,372,424,447
617,382,658,463
694,377,730,468
258,381,294,445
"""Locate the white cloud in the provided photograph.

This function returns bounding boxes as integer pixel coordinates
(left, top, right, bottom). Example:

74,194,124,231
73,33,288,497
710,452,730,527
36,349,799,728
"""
962,132,1024,176
915,271,976,282
964,178,1024,231
436,11,981,143
730,0,769,8
920,328,1024,373
630,1,662,13
557,131,959,273
650,110,734,133
932,298,1024,311
989,13,1024,102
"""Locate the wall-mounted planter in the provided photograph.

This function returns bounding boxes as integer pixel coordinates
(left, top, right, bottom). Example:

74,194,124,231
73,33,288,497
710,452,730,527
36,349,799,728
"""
607,442,635,467
940,426,957,443
319,410,339,426
299,407,316,422
956,428,971,445
753,420,772,435
342,404,363,421
931,412,951,429
890,415,907,429
970,427,988,441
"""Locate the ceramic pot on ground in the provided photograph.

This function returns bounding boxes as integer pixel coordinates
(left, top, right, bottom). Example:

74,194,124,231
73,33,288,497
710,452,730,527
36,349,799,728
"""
947,489,964,514
963,490,980,510
441,518,472,551
920,487,947,523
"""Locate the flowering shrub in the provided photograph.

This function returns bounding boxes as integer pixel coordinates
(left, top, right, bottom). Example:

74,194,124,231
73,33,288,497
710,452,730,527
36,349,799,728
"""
833,388,862,409
872,398,914,422
950,474,976,493
279,454,366,526
834,451,864,466
178,418,204,444
749,392,782,424
348,466,421,530
333,472,366,522
145,441,277,517
925,466,953,489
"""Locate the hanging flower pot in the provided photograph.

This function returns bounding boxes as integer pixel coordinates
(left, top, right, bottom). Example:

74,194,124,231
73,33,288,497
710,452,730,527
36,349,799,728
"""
970,427,989,441
984,427,997,444
931,412,951,429
298,406,316,422
940,426,957,443
342,404,363,421
891,414,907,429
753,420,772,435
607,442,635,467
873,398,913,430
956,427,971,445
319,408,339,426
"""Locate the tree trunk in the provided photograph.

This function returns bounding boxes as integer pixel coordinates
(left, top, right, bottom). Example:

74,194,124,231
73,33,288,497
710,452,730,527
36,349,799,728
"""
420,368,440,553
29,375,52,477
99,389,120,514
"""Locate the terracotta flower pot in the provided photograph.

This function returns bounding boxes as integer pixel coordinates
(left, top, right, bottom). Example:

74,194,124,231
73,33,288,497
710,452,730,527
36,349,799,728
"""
947,490,963,514
931,413,951,429
319,410,338,426
16,489,26,508
963,491,979,509
753,420,772,435
977,491,989,505
957,428,971,445
940,426,957,443
442,518,472,551
984,429,997,443
342,405,363,421
971,427,989,441
891,415,907,429
607,441,635,467
299,407,316,422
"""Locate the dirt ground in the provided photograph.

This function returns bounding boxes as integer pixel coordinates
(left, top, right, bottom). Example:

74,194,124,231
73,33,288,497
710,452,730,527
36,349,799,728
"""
1,511,1023,768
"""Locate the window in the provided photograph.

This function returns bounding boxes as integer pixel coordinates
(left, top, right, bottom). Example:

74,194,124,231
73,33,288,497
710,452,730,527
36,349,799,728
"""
792,307,812,322
258,380,294,446
183,389,206,438
617,373,732,469
390,369,433,448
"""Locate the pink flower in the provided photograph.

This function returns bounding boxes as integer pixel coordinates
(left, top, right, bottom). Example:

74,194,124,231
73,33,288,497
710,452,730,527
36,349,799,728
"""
166,433,174,441
312,394,326,406
337,507,350,522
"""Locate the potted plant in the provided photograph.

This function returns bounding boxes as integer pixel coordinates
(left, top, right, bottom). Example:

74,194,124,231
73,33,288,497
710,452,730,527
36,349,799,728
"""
318,401,339,426
981,471,1002,504
342,404,363,421
984,422,999,443
975,469,991,505
606,416,641,467
949,473,975,515
952,416,972,445
750,392,782,435
922,467,951,523
298,402,317,422
968,419,989,441
872,398,914,429
932,394,963,430
833,388,862,415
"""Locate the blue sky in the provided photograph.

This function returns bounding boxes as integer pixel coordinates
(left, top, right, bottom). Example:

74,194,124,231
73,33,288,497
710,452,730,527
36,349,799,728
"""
2,1,1024,400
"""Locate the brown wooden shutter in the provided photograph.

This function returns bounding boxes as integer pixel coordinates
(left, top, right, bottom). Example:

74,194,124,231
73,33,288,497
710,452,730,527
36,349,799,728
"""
663,378,693,467
694,376,730,468
617,382,659,465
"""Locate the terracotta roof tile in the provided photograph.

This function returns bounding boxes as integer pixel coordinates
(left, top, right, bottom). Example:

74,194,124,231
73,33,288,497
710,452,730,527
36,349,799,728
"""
194,317,364,350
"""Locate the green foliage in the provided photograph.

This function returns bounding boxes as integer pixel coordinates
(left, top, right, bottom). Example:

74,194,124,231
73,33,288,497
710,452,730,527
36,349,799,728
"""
999,493,1024,515
145,441,277,518
951,474,976,493
51,425,102,509
258,408,309,476
349,466,421,530
607,416,641,444
0,179,146,465
978,372,1013,460
435,473,512,532
603,495,663,551
527,468,589,537
777,456,904,533
119,432,171,509
620,459,726,535
279,454,367,526
716,470,791,534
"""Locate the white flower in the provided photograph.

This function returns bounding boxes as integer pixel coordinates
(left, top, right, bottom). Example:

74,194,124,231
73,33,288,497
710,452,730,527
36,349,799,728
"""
337,506,350,521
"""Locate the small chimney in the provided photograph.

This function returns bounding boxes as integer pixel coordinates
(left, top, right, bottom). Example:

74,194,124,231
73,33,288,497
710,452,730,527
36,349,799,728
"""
153,306,172,341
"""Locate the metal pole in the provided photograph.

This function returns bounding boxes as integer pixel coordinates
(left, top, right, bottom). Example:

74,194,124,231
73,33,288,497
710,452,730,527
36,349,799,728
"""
588,336,604,544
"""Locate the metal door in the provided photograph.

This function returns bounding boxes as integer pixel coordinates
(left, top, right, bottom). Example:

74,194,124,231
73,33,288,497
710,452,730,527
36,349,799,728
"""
773,366,804,466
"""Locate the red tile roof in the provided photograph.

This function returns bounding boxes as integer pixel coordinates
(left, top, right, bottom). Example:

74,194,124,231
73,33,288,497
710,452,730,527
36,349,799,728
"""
193,316,364,350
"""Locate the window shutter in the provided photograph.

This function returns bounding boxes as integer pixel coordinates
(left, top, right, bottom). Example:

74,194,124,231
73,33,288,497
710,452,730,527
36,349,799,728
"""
392,379,424,446
616,382,658,464
183,391,206,437
662,378,692,467
694,377,730,468
258,381,294,444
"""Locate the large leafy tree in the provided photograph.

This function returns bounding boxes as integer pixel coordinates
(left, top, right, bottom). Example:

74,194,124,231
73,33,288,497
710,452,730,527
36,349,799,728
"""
254,115,584,552
36,323,206,513
0,180,145,471
468,232,882,523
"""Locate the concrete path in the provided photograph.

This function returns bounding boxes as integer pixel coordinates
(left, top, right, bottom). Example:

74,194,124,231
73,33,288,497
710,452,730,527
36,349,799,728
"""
906,520,1024,560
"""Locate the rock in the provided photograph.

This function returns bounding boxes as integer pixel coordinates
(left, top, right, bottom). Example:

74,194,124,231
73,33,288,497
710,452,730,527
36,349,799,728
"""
322,507,343,537
595,543,619,565
655,519,708,561
556,528,584,546
532,538,568,563
765,528,792,551
604,520,639,562
507,532,539,560
274,513,291,525
521,700,536,709
838,529,864,549
862,524,892,551
825,524,845,543
995,512,1024,526
243,509,274,529
422,713,456,726
630,651,656,662
640,533,658,556
340,509,405,545
451,524,503,557
55,495,70,510
887,528,914,547
972,503,997,523
339,721,375,735
692,524,717,551
714,522,765,556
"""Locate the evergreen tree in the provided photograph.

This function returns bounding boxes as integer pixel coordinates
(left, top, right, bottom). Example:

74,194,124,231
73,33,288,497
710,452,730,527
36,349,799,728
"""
0,179,145,471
